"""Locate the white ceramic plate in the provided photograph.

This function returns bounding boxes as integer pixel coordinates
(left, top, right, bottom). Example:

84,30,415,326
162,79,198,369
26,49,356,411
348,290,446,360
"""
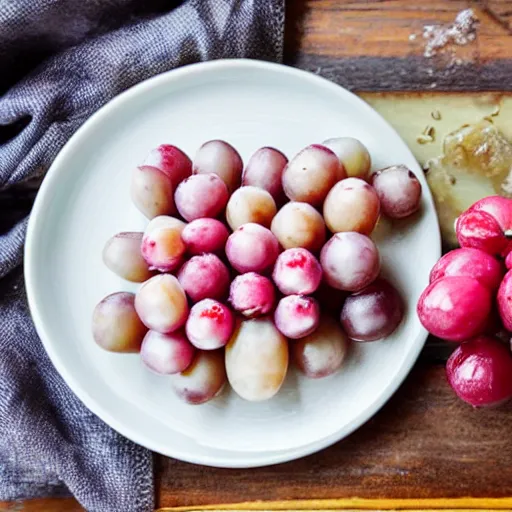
25,59,441,467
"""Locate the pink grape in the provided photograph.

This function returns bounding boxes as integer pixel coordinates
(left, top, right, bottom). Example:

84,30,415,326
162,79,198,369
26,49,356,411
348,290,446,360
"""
497,270,512,331
282,144,340,205
323,178,380,235
229,272,275,318
226,317,288,401
340,278,404,341
92,292,147,352
181,218,229,256
174,173,229,221
226,185,277,230
371,165,422,219
131,165,175,219
446,336,512,407
417,276,492,342
193,140,243,193
292,315,348,378
143,144,192,188
135,274,188,333
270,201,326,252
274,295,320,339
272,248,322,295
178,254,230,302
102,232,152,282
320,232,380,292
322,137,371,180
225,223,279,274
242,147,288,202
429,247,503,292
455,196,512,258
141,215,186,272
140,330,195,375
186,299,234,350
171,350,227,405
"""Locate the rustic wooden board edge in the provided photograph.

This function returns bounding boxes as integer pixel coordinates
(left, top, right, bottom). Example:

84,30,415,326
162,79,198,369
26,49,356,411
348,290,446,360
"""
0,497,82,511
157,497,512,511
286,55,512,92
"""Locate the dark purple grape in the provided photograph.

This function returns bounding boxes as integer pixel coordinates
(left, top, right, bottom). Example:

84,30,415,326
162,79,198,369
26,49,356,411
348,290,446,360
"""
340,278,404,341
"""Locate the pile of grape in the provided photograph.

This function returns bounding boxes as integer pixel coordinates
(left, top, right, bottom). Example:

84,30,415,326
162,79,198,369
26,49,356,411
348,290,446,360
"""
92,139,423,404
418,196,512,407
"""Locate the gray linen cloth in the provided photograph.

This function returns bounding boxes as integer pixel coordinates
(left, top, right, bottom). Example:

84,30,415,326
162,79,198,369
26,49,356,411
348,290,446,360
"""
0,1,285,510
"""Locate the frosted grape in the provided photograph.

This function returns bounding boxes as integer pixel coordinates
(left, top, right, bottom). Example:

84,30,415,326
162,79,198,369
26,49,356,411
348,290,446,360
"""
141,216,186,272
193,140,243,193
229,272,275,318
272,248,322,295
102,232,152,282
135,274,188,333
92,292,147,352
143,144,192,187
292,315,348,378
242,147,287,202
175,173,229,221
140,330,195,375
270,201,326,252
323,137,371,180
282,144,340,205
274,295,320,339
340,278,404,341
226,317,288,401
226,186,277,230
186,299,234,350
371,165,422,219
181,218,229,256
320,232,380,291
131,165,175,219
178,254,230,302
171,350,227,405
225,223,279,274
323,178,380,235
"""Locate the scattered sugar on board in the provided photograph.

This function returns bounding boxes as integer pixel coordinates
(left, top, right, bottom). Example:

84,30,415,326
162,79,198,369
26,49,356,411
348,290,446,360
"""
422,9,479,59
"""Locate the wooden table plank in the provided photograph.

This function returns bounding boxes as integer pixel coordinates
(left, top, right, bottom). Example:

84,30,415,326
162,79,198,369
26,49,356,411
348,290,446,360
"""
284,0,512,90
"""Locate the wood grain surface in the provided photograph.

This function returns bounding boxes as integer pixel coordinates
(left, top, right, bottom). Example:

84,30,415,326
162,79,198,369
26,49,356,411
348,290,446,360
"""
3,1,512,511
285,0,512,91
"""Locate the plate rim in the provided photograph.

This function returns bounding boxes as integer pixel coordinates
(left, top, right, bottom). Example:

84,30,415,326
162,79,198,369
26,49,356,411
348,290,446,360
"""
24,58,441,468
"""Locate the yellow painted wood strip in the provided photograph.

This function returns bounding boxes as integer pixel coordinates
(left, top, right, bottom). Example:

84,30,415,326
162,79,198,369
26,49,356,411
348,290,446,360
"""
157,497,512,511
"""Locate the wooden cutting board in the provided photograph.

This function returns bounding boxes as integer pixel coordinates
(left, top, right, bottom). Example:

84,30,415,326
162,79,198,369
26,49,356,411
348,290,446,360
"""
4,1,512,511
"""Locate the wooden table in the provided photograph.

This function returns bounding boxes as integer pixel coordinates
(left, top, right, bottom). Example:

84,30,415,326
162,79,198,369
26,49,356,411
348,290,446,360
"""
3,1,512,510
